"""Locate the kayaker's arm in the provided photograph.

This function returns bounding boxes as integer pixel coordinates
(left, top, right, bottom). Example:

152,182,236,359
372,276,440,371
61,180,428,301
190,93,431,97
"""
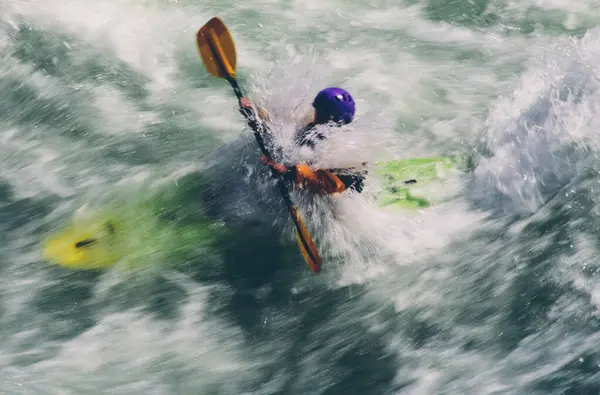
239,97,271,125
261,156,365,194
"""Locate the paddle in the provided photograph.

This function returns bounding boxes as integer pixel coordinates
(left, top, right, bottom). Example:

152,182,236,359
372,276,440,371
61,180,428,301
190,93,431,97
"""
196,17,322,273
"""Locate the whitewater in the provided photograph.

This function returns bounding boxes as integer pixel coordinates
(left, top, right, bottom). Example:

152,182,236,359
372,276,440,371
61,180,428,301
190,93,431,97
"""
2,0,600,394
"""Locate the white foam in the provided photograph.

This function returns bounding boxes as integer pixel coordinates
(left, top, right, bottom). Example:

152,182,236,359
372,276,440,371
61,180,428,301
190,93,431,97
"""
4,284,255,393
3,0,600,393
471,29,600,214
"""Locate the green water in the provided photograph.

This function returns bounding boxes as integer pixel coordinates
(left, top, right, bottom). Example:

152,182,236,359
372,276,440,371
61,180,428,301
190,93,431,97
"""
2,0,600,393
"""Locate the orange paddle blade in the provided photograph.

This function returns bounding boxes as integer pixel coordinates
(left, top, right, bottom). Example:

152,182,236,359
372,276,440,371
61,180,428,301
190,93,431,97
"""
196,17,237,79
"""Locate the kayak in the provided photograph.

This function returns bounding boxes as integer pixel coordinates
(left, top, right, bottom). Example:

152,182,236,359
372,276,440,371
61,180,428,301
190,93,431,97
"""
374,156,460,209
41,187,223,271
41,156,460,271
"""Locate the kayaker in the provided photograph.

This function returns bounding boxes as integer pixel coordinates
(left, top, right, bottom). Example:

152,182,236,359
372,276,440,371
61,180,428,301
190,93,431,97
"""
239,87,367,195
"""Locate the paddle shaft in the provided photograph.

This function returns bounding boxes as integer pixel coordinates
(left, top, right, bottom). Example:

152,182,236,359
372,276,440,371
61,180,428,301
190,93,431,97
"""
229,79,319,264
207,40,317,259
203,26,321,271
224,78,294,201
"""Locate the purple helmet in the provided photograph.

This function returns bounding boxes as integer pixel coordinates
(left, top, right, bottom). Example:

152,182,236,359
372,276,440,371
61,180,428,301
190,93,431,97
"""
312,87,355,124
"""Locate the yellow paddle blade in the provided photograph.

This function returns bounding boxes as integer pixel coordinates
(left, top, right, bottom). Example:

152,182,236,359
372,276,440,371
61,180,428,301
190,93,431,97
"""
290,205,322,273
196,17,237,79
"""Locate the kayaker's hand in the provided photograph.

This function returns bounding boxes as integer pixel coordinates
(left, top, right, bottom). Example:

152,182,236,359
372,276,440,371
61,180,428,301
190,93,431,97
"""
239,97,255,121
260,155,287,174
240,97,252,108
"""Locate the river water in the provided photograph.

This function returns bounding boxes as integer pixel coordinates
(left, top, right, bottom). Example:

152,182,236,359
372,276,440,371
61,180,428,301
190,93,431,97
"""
2,0,600,394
